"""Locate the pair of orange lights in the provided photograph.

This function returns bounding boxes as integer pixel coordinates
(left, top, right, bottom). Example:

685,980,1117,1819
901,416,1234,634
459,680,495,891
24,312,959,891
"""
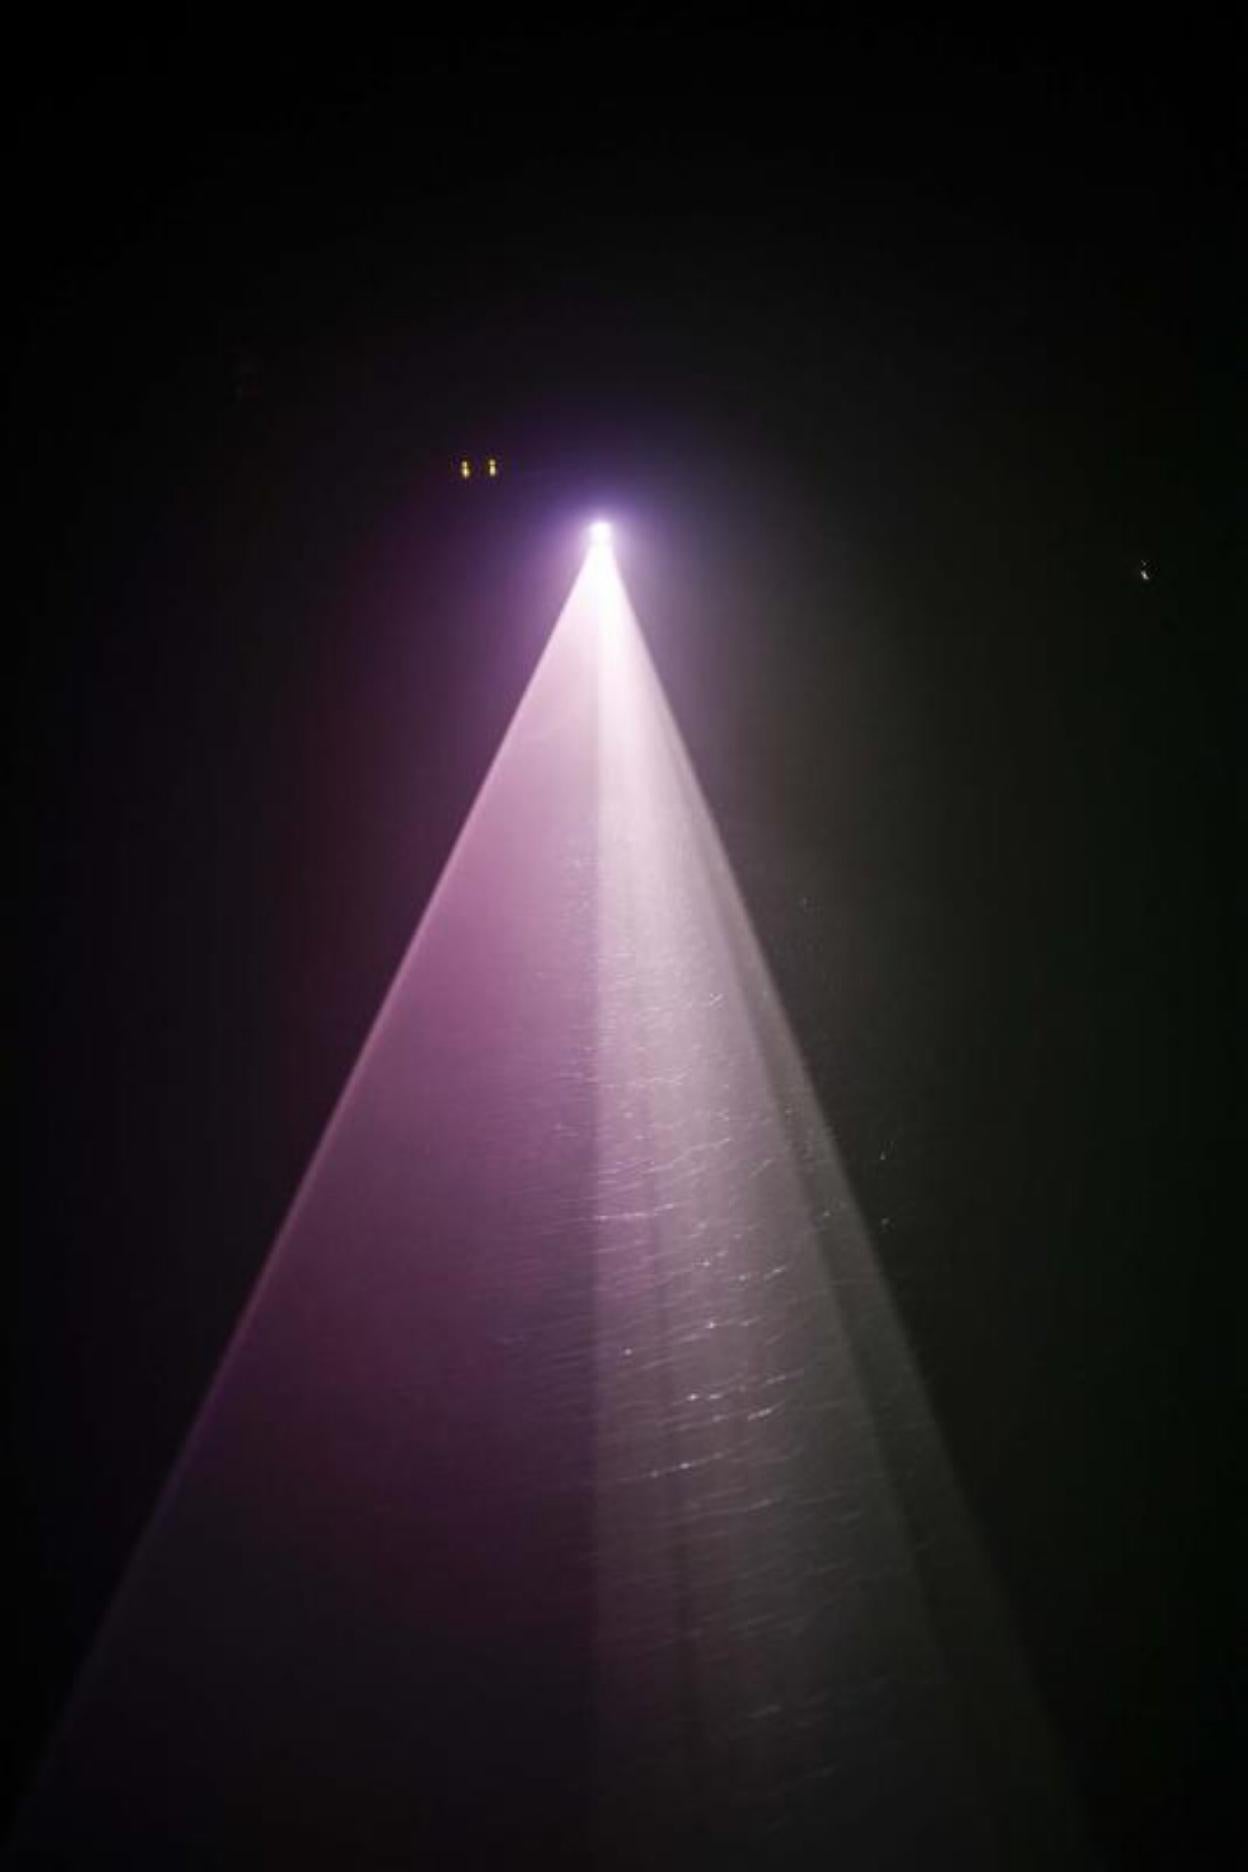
457,457,499,480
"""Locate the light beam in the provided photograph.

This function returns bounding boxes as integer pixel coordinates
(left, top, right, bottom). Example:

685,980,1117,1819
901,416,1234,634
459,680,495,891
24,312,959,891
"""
13,533,1090,1869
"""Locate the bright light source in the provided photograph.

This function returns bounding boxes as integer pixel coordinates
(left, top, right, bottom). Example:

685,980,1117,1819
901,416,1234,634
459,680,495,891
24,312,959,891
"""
589,519,612,545
459,459,471,480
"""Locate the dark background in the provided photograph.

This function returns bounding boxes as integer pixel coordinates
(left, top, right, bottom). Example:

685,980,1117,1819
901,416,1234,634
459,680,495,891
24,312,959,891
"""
7,16,1238,1868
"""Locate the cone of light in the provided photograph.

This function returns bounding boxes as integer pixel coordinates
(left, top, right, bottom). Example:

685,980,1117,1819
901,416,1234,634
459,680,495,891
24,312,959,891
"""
13,531,1090,1869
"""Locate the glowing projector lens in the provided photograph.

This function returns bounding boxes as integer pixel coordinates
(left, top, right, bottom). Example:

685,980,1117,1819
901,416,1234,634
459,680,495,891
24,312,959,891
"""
589,520,612,544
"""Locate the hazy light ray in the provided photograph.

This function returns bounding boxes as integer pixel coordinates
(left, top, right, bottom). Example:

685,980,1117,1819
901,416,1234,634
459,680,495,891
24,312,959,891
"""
589,551,1089,1868
12,539,1090,1870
